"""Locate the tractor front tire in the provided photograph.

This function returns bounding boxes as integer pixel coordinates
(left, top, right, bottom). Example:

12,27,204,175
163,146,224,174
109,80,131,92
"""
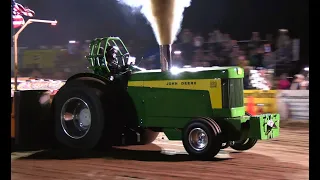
221,142,230,149
229,112,258,151
53,81,107,150
182,117,222,160
230,138,258,151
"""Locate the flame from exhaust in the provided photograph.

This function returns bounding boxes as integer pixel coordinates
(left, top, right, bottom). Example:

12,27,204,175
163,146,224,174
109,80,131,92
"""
117,0,191,45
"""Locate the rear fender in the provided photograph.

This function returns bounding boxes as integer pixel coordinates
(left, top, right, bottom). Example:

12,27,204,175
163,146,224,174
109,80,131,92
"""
59,73,140,129
66,73,109,85
53,73,112,106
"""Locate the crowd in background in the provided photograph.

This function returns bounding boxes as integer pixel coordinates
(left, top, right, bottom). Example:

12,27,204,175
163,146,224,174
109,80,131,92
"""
141,28,296,71
140,28,306,90
12,28,307,90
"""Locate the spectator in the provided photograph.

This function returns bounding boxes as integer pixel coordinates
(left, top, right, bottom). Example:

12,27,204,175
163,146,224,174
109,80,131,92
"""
277,29,291,49
213,29,224,43
82,40,91,54
278,73,291,89
172,51,184,67
266,33,274,50
290,74,305,90
193,33,204,49
243,67,251,89
29,69,43,79
263,51,276,69
300,80,309,90
229,44,240,66
220,47,231,66
208,32,215,43
211,29,224,57
276,29,292,64
223,33,232,46
179,29,194,62
249,46,264,67
249,32,261,50
180,29,193,44
298,74,309,90
251,32,261,41
144,55,157,69
191,48,205,67
265,73,274,89
239,50,246,56
223,34,233,53
53,71,66,80
231,40,238,47
205,49,220,66
238,55,249,68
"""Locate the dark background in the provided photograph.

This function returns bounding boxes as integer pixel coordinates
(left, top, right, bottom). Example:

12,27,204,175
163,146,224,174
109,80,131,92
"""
14,0,309,64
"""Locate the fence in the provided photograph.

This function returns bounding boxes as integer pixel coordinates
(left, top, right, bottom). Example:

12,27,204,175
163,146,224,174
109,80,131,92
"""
277,90,309,120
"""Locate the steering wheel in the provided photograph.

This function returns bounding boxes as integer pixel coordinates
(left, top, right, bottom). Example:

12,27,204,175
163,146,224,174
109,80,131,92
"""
122,53,130,65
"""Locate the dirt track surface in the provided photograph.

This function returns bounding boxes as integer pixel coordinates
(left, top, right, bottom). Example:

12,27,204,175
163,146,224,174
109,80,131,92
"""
11,126,309,180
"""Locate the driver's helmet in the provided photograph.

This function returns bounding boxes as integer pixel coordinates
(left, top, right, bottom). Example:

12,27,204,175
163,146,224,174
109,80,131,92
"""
105,46,120,65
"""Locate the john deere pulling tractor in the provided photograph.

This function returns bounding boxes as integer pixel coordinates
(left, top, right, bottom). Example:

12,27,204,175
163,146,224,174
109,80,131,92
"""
11,37,280,159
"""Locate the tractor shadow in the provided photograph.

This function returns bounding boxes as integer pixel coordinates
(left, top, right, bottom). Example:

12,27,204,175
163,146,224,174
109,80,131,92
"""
18,143,231,162
13,146,309,180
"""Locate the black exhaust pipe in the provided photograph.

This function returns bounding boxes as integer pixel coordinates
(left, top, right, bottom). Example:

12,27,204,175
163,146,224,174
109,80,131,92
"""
159,44,172,71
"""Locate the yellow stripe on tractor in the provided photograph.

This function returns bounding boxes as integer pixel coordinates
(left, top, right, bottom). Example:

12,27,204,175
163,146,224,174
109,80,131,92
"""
128,79,222,109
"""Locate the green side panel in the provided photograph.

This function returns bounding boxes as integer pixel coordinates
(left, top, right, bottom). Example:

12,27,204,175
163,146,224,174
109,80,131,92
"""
248,114,280,140
212,107,245,117
128,87,213,128
129,67,244,81
127,87,149,125
163,128,182,140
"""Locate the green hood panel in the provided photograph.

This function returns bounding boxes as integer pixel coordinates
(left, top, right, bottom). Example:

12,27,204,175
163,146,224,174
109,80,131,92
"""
129,66,244,81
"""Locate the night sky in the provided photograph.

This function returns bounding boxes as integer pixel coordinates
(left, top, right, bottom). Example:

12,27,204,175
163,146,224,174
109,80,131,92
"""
15,0,309,62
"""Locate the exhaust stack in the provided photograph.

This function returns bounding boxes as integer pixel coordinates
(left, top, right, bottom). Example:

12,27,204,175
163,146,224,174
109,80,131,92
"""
159,45,172,71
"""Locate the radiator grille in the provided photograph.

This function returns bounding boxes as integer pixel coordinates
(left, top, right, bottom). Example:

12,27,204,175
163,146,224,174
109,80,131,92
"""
221,78,244,108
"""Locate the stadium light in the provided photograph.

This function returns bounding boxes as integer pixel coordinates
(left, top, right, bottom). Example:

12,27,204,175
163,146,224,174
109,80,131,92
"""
13,19,58,91
173,50,182,55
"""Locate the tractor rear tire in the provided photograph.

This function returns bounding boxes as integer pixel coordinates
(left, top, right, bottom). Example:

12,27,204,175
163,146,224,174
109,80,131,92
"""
53,81,107,150
182,117,222,160
230,138,258,151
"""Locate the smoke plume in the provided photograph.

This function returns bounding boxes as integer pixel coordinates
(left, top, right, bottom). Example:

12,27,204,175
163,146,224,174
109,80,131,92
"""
117,0,191,45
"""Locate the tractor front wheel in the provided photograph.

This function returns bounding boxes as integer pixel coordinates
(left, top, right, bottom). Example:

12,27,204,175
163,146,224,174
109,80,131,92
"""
221,142,230,149
182,117,222,160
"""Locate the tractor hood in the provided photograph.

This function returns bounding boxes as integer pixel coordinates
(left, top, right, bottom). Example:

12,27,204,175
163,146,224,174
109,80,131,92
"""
129,66,244,81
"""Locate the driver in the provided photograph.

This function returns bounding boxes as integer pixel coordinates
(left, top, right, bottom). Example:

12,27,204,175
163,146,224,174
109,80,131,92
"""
98,46,120,73
103,46,130,76
105,46,120,71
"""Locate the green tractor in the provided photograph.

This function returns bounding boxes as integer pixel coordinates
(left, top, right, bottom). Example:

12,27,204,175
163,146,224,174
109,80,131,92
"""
12,37,280,159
